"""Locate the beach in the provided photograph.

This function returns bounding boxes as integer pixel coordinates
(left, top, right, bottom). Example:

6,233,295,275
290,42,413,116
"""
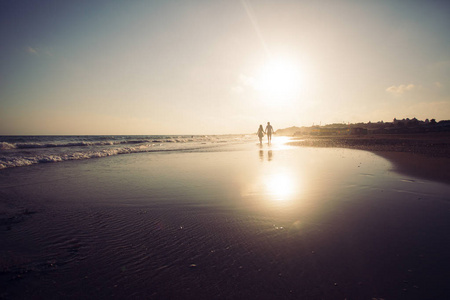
1,137,449,299
288,132,450,185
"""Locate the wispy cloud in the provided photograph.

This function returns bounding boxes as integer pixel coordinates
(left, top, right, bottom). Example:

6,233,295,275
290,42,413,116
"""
26,46,54,56
27,46,38,55
239,74,257,89
386,83,416,95
434,82,443,88
231,74,258,94
230,86,244,94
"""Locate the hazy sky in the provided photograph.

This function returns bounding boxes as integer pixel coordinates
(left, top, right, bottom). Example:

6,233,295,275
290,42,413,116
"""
1,0,449,135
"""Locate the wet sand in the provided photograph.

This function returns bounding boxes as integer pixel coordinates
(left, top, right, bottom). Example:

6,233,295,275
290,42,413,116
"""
1,141,450,299
288,132,450,185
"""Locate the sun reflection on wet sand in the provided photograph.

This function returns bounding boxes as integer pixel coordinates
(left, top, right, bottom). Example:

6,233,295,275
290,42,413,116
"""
269,136,293,149
242,147,304,211
265,172,297,202
258,135,293,150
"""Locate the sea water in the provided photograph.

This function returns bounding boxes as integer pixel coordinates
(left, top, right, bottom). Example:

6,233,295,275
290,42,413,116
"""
0,135,253,169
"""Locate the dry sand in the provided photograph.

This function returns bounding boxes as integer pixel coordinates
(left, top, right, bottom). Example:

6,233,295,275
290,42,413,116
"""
289,132,450,185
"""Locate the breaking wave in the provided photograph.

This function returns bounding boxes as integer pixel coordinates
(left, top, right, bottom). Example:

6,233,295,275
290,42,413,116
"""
1,137,213,149
0,135,253,170
1,146,151,169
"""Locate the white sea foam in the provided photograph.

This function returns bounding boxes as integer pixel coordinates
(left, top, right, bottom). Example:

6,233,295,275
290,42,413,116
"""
0,142,16,150
0,136,225,150
0,134,254,170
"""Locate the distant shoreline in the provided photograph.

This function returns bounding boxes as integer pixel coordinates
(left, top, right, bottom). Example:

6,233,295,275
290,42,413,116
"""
288,132,450,185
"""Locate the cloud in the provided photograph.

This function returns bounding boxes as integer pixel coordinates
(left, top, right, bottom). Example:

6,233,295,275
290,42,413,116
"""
27,46,38,55
386,83,416,95
26,46,53,56
239,74,257,89
231,74,258,94
434,82,443,88
230,86,244,94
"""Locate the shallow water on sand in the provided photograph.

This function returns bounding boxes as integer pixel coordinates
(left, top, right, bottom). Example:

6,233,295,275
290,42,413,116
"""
1,138,449,299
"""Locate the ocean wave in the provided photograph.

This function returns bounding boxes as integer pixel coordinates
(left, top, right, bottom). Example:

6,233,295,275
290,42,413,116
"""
11,141,120,149
0,144,209,170
0,135,254,170
0,150,119,170
0,137,213,150
0,142,17,150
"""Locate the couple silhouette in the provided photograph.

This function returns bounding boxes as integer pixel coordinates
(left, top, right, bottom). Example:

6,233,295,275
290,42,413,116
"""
257,122,274,145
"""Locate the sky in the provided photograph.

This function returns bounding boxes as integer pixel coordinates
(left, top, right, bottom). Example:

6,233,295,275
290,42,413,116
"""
1,0,449,135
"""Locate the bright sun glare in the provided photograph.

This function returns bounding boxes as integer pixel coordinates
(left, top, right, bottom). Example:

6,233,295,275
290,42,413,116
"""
266,173,295,201
256,58,303,99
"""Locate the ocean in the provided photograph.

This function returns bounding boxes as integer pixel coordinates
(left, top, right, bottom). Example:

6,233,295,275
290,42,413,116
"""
0,135,253,170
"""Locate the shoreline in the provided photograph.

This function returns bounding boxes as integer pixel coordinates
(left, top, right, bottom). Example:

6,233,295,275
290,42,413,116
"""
288,132,450,185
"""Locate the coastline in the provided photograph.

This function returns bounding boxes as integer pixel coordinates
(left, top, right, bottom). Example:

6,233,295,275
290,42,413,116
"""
288,132,450,185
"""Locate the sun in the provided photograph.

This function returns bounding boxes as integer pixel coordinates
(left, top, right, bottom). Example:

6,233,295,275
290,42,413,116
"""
255,57,303,99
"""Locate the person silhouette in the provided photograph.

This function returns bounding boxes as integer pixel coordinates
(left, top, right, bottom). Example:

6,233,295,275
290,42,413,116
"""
265,122,274,144
257,124,265,145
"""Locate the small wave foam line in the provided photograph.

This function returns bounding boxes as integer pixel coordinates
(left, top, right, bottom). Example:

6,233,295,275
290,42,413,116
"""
0,146,144,169
0,142,17,150
0,143,219,170
0,137,223,150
